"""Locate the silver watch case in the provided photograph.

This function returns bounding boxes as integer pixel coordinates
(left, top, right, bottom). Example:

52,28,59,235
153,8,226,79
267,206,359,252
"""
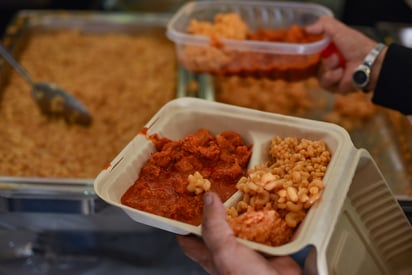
352,43,385,92
352,63,371,90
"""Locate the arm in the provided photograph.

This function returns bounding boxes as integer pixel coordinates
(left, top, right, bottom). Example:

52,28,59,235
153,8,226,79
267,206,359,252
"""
306,16,412,115
373,43,412,115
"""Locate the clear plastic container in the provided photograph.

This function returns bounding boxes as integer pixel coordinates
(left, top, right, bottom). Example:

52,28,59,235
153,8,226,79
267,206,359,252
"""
93,97,412,274
166,0,333,80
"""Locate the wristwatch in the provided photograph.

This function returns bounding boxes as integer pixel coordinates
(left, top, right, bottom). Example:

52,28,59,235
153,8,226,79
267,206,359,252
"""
352,43,385,92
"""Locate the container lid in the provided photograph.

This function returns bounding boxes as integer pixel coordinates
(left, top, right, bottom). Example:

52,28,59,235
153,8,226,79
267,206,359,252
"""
167,0,333,55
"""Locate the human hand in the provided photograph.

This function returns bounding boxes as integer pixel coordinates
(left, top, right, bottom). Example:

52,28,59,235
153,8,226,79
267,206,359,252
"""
176,192,302,275
305,16,386,93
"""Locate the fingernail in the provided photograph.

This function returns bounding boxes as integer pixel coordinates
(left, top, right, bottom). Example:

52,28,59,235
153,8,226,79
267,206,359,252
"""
204,192,213,206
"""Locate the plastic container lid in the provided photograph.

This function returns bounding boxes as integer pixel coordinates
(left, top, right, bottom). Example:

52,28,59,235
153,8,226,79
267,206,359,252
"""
167,0,333,55
166,1,334,80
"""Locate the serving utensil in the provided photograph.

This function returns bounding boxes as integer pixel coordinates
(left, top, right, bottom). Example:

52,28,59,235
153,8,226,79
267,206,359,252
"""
0,44,92,126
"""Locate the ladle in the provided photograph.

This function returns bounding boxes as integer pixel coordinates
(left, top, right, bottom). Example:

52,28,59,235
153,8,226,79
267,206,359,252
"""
0,44,92,125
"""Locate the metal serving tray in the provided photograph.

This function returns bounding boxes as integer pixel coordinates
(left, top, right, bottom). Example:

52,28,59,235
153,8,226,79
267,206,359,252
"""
0,10,176,220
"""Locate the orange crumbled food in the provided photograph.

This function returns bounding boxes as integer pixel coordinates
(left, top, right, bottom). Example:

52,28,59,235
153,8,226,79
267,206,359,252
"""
182,12,324,80
228,207,294,246
122,128,252,226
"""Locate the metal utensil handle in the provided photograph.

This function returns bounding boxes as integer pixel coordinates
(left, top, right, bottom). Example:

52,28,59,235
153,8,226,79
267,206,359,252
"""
0,43,34,85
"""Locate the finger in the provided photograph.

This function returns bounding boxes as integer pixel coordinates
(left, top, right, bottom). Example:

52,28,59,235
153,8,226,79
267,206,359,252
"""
304,22,323,35
268,256,303,275
201,193,270,274
319,67,344,92
338,76,359,94
321,54,341,71
176,234,208,260
202,192,255,274
176,234,217,274
201,193,302,275
201,192,236,253
304,15,330,35
306,16,343,38
324,44,346,67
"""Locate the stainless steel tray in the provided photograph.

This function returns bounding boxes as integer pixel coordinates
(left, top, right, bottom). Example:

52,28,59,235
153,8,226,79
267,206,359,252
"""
0,10,175,218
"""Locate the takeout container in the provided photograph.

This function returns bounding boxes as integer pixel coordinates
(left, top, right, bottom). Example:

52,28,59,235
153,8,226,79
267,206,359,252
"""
166,0,333,80
94,97,412,275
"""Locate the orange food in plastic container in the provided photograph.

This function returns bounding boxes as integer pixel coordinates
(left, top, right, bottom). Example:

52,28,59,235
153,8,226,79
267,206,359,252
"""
167,1,333,80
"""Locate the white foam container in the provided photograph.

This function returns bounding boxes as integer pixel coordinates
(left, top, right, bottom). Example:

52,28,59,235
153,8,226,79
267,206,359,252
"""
94,98,412,275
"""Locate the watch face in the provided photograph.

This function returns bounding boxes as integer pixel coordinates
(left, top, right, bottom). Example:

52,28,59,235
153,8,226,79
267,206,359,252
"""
353,67,369,88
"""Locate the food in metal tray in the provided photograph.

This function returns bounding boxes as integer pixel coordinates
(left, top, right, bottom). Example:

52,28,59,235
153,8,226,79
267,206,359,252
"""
215,75,319,116
214,75,377,130
0,29,177,178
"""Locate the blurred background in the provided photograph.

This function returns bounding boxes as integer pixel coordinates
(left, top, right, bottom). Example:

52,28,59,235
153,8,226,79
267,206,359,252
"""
1,0,412,37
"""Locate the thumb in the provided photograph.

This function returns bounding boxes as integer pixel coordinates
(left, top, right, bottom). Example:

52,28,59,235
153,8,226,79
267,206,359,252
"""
304,15,332,35
201,192,236,253
304,15,338,37
304,20,323,35
201,192,300,275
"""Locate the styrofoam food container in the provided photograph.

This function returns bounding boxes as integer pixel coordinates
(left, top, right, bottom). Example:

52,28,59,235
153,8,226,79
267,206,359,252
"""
94,98,412,274
166,1,333,79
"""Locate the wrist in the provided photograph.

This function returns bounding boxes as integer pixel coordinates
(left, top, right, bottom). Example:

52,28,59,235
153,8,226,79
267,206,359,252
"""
352,43,387,92
367,46,387,92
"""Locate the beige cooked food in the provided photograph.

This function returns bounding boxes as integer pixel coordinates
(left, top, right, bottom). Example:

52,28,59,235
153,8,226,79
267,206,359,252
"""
214,76,319,116
187,171,212,195
227,136,331,246
214,76,377,130
0,29,177,178
322,92,377,130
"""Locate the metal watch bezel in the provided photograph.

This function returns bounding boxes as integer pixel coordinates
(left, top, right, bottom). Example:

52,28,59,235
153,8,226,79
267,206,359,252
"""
352,64,371,90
